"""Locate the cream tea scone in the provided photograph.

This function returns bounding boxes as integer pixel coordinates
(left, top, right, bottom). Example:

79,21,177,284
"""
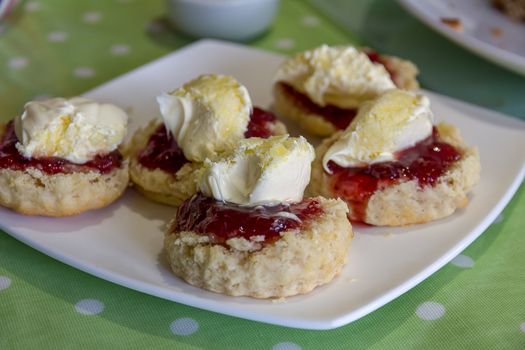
273,45,419,136
164,135,353,298
0,97,129,216
127,74,287,206
308,89,480,226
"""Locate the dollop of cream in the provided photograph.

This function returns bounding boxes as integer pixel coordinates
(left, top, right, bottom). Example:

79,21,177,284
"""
199,135,315,206
274,45,395,109
14,97,128,164
323,89,434,171
157,74,252,162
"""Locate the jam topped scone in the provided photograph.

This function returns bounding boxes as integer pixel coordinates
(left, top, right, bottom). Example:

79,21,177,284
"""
273,45,419,136
0,97,129,216
164,135,352,298
126,74,287,206
309,89,480,226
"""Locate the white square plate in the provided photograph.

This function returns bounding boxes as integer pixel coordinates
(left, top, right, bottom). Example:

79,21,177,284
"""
1,40,524,330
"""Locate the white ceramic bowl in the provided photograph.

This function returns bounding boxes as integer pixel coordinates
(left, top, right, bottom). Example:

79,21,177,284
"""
166,0,280,41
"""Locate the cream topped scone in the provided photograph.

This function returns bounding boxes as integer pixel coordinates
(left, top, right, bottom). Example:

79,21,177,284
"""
273,44,420,136
164,135,353,298
126,74,287,206
0,97,130,216
309,89,480,226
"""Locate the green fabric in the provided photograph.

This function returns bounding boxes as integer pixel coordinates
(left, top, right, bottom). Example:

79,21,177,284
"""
0,0,524,349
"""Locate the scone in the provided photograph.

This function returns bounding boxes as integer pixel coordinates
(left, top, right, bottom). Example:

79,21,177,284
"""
308,89,480,226
164,135,353,298
126,74,287,206
273,45,419,136
0,98,129,217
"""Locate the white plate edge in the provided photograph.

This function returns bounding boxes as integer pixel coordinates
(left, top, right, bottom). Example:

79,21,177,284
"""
396,0,525,76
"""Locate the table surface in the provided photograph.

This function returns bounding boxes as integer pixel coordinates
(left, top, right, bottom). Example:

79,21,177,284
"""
0,0,524,349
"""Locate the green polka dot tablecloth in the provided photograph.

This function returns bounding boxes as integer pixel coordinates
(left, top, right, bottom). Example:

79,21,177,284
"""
0,1,524,349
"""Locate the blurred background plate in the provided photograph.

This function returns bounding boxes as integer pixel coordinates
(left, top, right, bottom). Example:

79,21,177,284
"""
397,0,525,76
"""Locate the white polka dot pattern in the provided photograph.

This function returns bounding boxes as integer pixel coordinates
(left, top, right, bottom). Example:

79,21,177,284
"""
73,67,95,78
83,11,102,23
75,299,104,315
416,301,445,320
0,276,11,291
302,16,320,27
272,342,302,350
48,31,68,42
8,57,28,70
275,38,295,50
170,318,199,336
111,44,130,55
24,1,41,12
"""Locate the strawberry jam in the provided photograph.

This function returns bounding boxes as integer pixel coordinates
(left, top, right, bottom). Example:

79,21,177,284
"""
139,107,279,173
0,121,122,175
327,129,461,222
245,107,278,138
171,194,323,245
278,82,357,130
138,124,188,173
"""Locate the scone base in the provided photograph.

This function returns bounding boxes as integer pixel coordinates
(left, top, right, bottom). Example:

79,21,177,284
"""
308,123,481,226
0,163,129,217
164,197,352,298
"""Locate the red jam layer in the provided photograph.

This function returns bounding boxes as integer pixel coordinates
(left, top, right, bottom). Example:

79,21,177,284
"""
244,107,278,138
0,121,122,175
279,82,357,130
138,124,188,174
138,107,279,173
172,194,324,245
327,129,461,222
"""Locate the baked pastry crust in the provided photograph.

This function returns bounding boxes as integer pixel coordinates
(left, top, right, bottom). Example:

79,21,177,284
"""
124,120,199,206
0,124,129,217
273,54,420,137
126,118,287,207
164,196,353,298
308,123,480,226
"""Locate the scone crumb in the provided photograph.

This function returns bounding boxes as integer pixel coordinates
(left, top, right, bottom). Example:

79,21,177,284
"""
490,26,503,37
251,235,266,242
226,237,262,252
271,297,287,303
175,232,210,246
383,232,394,237
441,17,464,32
